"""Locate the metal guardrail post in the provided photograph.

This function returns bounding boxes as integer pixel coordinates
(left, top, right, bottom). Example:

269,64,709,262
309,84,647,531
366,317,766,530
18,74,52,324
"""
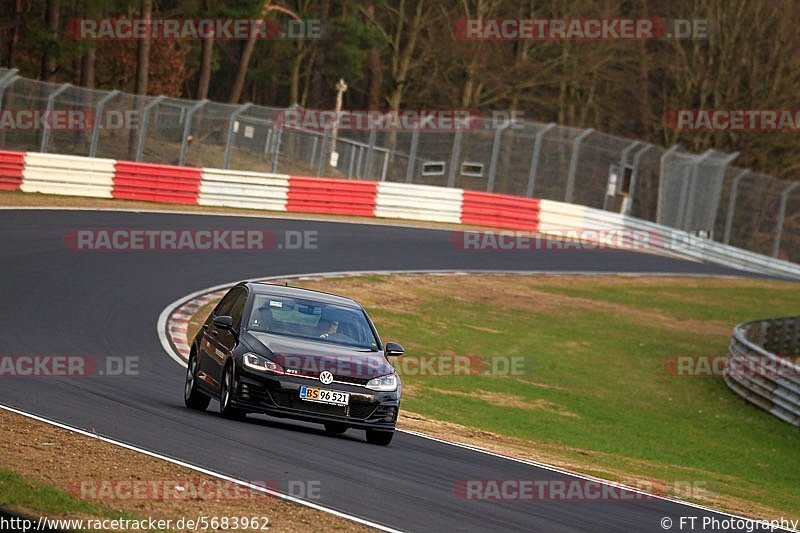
526,123,555,197
89,90,120,158
657,144,681,224
604,140,640,210
40,83,71,153
626,144,653,215
564,128,593,203
722,170,749,245
486,123,509,192
135,95,166,161
405,129,420,183
773,182,800,258
178,99,207,166
223,103,252,169
447,130,463,188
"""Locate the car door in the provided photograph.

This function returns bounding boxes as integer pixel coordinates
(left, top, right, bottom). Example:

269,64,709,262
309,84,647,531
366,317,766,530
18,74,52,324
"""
198,287,241,392
208,287,248,391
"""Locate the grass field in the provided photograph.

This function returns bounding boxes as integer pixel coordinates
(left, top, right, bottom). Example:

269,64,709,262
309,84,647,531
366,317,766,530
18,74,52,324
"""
258,274,800,520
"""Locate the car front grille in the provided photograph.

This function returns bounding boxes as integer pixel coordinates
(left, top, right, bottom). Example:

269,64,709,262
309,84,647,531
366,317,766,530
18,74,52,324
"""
271,390,378,420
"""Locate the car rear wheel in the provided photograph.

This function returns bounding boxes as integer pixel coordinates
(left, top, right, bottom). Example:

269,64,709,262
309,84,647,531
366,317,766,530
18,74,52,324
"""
184,355,210,410
365,429,394,446
324,422,348,435
219,363,246,420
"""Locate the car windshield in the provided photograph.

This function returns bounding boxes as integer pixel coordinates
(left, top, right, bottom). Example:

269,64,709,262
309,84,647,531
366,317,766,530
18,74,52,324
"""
247,294,379,350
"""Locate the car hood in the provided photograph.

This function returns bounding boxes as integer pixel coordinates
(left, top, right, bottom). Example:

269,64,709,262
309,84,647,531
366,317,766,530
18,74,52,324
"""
246,332,394,380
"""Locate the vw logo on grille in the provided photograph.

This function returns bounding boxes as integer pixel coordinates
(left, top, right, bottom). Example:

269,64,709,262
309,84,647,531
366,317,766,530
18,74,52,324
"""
319,371,334,385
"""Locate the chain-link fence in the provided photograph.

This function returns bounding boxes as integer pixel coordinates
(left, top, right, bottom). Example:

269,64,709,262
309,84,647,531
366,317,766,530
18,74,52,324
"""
0,66,797,263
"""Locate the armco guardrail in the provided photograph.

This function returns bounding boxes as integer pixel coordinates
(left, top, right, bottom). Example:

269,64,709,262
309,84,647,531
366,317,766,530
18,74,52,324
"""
725,317,800,426
1,148,800,279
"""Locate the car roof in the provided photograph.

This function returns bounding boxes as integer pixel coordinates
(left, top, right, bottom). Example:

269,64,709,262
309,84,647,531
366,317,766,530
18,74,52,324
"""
243,281,362,309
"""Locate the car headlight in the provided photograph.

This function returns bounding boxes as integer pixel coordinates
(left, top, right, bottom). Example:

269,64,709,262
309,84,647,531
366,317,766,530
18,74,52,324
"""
243,353,283,374
366,373,398,392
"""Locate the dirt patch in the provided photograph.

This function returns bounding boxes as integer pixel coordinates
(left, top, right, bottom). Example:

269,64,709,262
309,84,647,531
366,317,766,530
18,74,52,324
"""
0,409,370,532
424,388,579,418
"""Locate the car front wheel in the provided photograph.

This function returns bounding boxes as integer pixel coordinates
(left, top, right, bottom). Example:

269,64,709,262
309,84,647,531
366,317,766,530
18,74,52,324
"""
219,363,246,420
184,355,210,411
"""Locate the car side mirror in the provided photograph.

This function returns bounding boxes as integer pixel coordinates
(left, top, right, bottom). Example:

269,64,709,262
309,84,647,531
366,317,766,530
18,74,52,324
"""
385,342,404,357
213,315,234,330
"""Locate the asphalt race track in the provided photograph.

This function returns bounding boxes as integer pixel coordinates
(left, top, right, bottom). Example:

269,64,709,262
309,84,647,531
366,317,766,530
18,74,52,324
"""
0,209,779,532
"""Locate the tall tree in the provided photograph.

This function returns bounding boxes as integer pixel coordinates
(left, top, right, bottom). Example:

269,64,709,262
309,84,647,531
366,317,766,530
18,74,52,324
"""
41,0,60,81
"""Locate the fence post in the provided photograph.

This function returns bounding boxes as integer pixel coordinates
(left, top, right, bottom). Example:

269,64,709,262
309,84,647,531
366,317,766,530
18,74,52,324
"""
223,103,252,169
40,83,71,153
709,151,740,239
447,130,463,188
564,128,593,203
0,69,19,112
405,128,420,183
89,90,120,158
681,149,714,230
0,71,20,148
526,123,555,197
363,128,377,179
626,144,653,215
486,123,509,192
723,169,749,245
656,144,680,224
178,99,207,166
136,95,166,161
773,182,800,258
316,129,329,176
270,126,283,173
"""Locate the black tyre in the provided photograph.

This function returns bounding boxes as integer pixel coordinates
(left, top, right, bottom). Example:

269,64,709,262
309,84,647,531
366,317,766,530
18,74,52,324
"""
184,354,210,410
365,429,394,446
324,422,348,435
219,362,246,420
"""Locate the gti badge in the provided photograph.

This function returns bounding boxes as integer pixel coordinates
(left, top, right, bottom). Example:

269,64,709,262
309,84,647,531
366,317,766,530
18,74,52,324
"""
319,371,334,384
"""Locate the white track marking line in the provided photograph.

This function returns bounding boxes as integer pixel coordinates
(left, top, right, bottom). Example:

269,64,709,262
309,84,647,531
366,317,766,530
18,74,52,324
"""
0,403,403,533
159,270,797,533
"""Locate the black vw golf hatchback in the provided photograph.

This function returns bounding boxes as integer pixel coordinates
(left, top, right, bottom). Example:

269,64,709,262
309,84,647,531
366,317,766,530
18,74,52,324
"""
185,282,404,445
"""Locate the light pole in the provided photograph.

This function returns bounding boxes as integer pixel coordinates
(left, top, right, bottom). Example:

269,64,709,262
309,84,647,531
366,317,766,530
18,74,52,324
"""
328,78,347,170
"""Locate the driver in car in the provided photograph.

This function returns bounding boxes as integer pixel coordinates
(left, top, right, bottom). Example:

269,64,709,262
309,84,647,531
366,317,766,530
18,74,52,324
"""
319,320,339,339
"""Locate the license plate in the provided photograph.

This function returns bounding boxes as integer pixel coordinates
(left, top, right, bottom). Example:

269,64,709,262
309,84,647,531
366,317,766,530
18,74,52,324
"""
299,386,349,406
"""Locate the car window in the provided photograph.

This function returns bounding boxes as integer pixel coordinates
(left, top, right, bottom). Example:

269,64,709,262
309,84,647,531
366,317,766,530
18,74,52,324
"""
248,294,378,350
214,287,241,318
228,289,248,330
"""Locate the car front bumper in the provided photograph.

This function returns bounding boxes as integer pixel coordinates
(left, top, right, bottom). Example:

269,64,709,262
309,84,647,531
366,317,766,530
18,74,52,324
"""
233,364,400,431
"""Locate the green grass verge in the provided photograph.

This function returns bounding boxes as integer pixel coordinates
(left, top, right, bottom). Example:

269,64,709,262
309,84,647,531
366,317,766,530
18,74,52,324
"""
0,469,163,532
296,275,800,518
